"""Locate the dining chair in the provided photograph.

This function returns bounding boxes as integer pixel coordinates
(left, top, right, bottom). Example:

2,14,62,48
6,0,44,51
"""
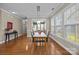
31,32,34,42
36,31,49,47
46,31,49,42
34,37,46,47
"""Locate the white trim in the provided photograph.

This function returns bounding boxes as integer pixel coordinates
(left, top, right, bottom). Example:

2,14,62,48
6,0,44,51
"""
0,33,22,44
0,40,5,44
55,34,79,47
49,35,77,55
0,8,22,20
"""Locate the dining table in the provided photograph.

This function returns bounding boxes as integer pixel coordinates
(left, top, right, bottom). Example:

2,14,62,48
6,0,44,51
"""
33,32,47,47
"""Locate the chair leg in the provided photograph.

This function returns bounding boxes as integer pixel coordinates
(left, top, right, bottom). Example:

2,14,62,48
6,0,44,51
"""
44,42,46,47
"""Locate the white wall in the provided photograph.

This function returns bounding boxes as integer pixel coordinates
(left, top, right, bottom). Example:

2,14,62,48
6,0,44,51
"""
0,9,23,44
0,10,3,43
22,20,27,34
26,19,32,37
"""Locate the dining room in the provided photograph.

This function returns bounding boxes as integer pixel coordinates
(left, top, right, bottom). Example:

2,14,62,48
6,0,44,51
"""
0,3,79,55
1,0,79,59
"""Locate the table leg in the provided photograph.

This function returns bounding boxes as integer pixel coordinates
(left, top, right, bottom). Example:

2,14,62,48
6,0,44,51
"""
17,33,18,38
5,34,7,43
8,34,9,41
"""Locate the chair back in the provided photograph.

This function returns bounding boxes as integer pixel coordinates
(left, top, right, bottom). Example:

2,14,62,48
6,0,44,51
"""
31,32,34,42
46,31,50,42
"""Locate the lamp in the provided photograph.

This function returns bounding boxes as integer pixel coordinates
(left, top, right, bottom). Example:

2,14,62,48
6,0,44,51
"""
36,6,40,20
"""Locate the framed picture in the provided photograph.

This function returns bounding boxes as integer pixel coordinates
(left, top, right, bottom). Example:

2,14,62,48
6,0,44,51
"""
7,22,13,30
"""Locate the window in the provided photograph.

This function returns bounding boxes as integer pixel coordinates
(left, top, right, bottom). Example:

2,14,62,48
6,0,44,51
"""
76,25,79,44
55,14,62,26
54,13,63,38
50,4,79,45
64,4,77,25
65,25,76,42
32,21,46,31
51,17,54,33
55,26,64,38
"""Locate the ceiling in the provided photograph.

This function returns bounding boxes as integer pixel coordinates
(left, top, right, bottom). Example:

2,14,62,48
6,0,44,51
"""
0,3,65,19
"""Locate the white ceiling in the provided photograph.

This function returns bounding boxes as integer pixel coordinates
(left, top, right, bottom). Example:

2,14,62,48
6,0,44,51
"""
0,3,65,19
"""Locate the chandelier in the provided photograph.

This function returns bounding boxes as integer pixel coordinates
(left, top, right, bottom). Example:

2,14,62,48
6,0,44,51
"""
37,6,40,21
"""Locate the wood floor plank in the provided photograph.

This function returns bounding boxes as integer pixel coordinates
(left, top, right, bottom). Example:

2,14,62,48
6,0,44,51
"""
0,35,71,55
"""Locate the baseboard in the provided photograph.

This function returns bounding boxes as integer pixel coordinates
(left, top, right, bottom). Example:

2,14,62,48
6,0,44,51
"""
0,40,5,44
49,35,76,55
0,33,23,44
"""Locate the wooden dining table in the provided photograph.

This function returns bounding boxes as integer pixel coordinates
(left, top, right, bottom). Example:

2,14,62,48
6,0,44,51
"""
33,32,47,47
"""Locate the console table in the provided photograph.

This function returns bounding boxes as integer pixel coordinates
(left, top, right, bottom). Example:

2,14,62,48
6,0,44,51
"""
5,31,18,42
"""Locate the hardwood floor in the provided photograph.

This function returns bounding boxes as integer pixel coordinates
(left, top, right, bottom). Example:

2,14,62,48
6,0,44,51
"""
0,35,71,55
